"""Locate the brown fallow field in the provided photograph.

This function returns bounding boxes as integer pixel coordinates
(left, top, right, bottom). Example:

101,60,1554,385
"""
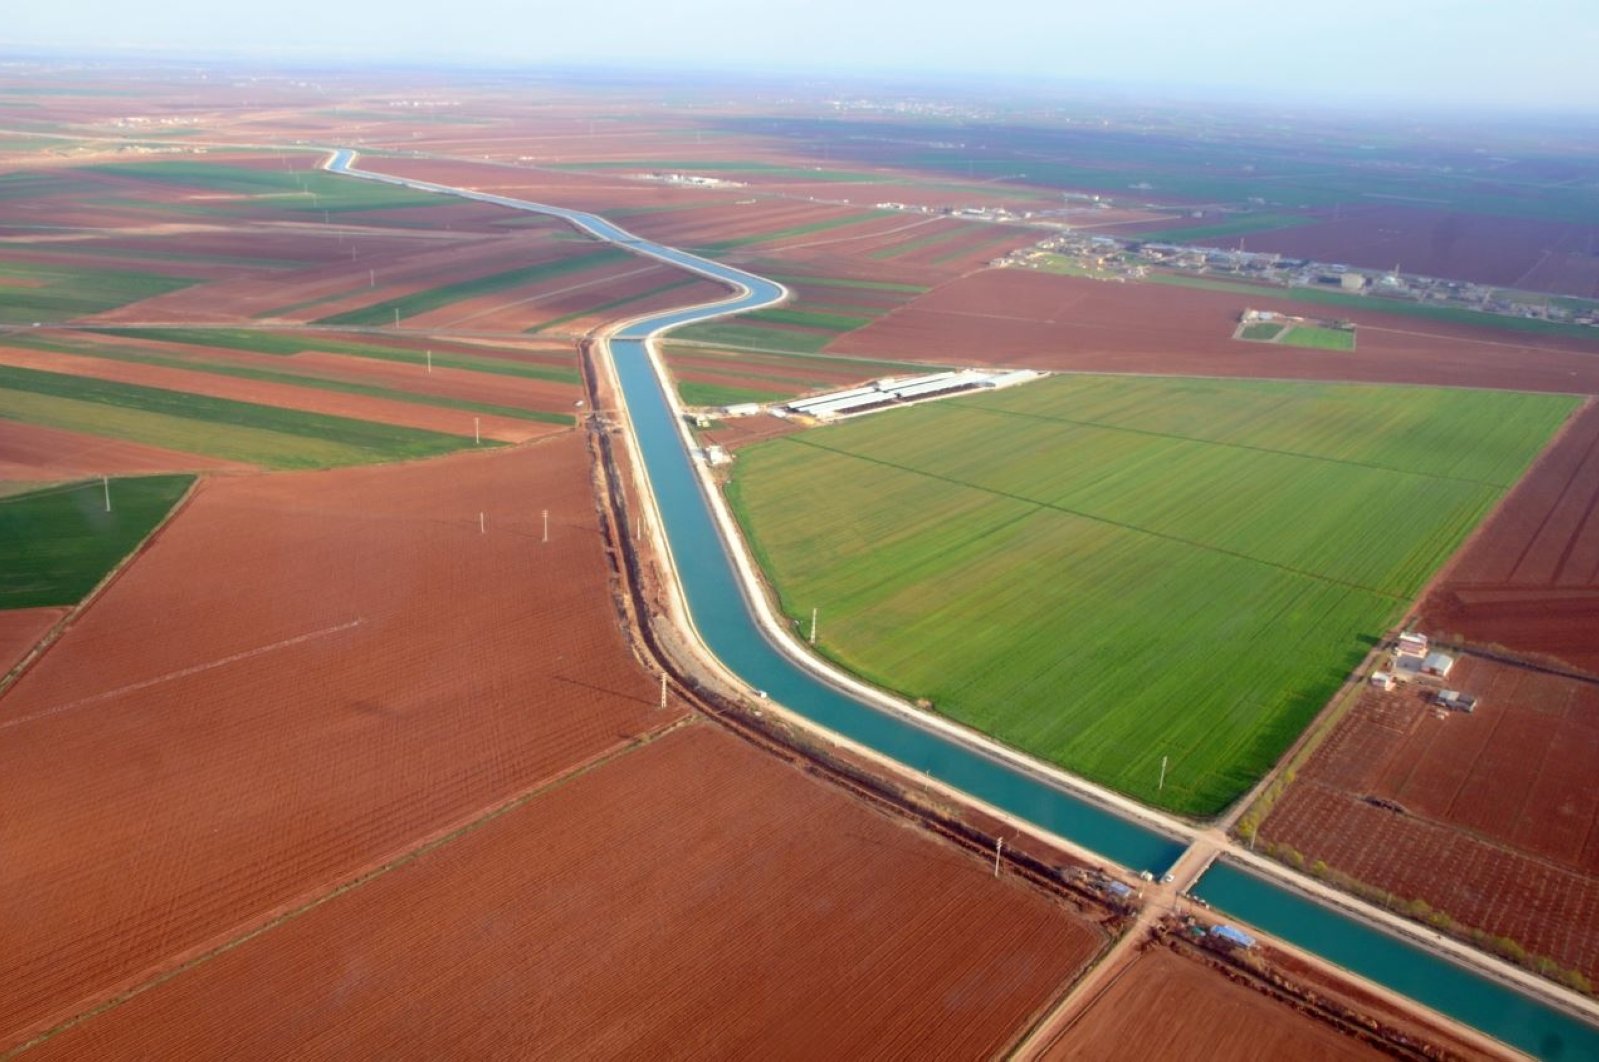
0,436,674,1050
832,268,1599,394
24,724,1105,1059
0,421,253,481
0,607,66,678
1260,656,1599,981
1421,401,1599,674
1043,946,1383,1061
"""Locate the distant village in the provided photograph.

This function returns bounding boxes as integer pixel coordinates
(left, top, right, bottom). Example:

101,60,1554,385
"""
994,226,1599,330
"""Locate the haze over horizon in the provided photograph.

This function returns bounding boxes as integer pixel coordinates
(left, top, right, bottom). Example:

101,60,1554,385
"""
8,0,1599,114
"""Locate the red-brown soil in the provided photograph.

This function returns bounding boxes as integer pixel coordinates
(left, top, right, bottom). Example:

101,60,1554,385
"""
833,269,1599,393
0,436,675,1050
0,607,64,676
0,421,253,479
1421,401,1599,673
0,345,555,444
1238,205,1599,298
1261,657,1599,979
699,413,808,451
1045,946,1380,1061
25,723,1103,1058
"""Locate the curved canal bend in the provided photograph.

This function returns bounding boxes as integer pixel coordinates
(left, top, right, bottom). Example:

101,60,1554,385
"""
326,150,1597,1058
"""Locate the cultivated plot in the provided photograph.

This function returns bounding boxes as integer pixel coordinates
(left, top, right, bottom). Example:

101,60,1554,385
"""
727,375,1575,814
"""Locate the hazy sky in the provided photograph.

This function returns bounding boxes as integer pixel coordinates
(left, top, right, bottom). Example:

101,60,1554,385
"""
9,0,1599,111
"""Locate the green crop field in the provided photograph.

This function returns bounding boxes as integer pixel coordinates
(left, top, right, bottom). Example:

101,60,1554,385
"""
15,335,572,426
0,261,196,324
0,365,489,469
679,381,788,407
727,375,1576,815
87,160,448,214
1238,321,1286,341
316,249,630,326
88,328,580,384
0,475,193,608
1283,325,1356,350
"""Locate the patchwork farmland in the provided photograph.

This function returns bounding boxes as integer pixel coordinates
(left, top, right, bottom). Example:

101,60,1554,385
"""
726,374,1575,814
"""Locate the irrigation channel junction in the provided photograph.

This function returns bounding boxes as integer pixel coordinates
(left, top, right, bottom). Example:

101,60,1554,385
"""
325,149,1599,1058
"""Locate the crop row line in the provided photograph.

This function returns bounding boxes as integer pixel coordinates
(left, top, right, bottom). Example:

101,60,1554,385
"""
956,400,1510,489
785,435,1409,602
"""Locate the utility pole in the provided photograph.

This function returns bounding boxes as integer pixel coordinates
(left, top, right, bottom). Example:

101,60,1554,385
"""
479,511,485,534
393,308,399,328
993,836,1004,878
474,417,481,445
659,671,668,710
102,475,110,513
809,607,818,645
426,350,432,373
542,509,549,543
369,268,375,288
1158,755,1168,792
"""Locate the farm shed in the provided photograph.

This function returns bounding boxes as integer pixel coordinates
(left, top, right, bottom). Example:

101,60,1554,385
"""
1209,925,1256,949
1422,651,1455,678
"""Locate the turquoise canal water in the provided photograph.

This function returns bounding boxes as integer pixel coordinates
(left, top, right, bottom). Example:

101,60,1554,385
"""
331,149,1599,1057
1193,861,1599,1059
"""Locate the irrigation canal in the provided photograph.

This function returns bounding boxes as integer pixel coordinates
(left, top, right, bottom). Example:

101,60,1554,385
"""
327,149,1597,1058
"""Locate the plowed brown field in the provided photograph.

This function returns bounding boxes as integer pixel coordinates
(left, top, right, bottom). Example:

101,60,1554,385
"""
0,421,253,479
833,270,1599,393
0,346,551,444
0,606,63,676
1421,401,1599,673
23,724,1104,1059
1261,656,1599,979
0,436,676,1050
1044,946,1380,1061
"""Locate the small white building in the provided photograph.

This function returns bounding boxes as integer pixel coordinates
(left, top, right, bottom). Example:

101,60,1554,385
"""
1397,632,1429,658
1370,671,1396,691
1422,651,1455,678
722,403,762,418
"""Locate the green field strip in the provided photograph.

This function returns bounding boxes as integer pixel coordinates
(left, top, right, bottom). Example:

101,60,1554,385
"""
0,366,487,468
85,328,580,384
694,211,891,253
548,161,884,183
1129,212,1321,245
678,381,789,407
761,273,929,294
315,249,630,326
0,261,198,324
9,337,572,425
665,342,946,378
866,224,978,261
1239,322,1287,341
927,227,1031,266
85,160,451,214
727,375,1572,814
1282,325,1356,350
746,307,875,332
524,276,702,334
667,321,833,355
0,474,192,609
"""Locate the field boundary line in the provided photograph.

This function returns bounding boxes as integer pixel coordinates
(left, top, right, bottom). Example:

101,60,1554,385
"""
0,475,201,699
0,618,364,731
783,433,1411,602
3,717,695,1058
